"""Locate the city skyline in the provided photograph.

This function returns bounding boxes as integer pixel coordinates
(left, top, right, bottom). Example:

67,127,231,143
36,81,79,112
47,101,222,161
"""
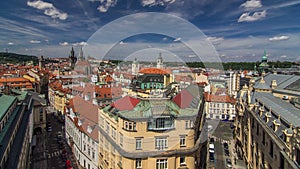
1,0,300,62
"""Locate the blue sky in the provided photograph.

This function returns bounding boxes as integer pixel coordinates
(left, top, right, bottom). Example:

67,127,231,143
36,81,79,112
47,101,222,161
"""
1,0,300,62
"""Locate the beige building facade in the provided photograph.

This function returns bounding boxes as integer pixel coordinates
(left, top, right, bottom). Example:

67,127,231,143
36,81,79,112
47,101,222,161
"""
235,76,300,169
98,85,206,169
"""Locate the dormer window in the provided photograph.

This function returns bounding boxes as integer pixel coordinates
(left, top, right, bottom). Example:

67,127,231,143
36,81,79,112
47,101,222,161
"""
265,112,271,123
87,126,92,134
78,119,82,126
283,128,293,143
272,119,280,132
123,121,136,131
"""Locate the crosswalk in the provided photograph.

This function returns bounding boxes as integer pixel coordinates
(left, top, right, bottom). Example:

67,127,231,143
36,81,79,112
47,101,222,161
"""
48,150,64,158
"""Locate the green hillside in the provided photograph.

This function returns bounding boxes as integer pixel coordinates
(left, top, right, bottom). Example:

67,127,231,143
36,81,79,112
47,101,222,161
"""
0,52,38,65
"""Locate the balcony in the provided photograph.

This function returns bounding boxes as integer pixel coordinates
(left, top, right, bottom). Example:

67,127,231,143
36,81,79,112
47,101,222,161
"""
147,117,175,131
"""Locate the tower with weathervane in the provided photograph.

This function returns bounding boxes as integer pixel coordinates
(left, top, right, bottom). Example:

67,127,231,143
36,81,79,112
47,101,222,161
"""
156,52,164,69
258,49,269,73
69,46,77,70
132,58,140,75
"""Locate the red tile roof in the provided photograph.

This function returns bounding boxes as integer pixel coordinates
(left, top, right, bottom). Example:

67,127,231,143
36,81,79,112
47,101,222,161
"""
139,68,170,75
67,95,99,140
111,96,140,111
204,93,235,103
172,89,194,108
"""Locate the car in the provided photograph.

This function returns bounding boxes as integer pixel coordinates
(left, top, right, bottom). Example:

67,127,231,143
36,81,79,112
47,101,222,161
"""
209,152,214,162
57,132,63,141
66,160,72,169
209,143,215,153
47,126,52,132
58,141,64,149
61,149,67,159
223,142,229,150
209,137,214,143
230,123,235,129
226,158,232,168
224,149,230,156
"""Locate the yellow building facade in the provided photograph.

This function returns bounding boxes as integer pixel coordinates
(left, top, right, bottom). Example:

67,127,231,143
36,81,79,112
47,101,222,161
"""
98,85,206,169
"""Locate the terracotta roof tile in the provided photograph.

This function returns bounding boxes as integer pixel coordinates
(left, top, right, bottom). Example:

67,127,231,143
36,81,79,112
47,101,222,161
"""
111,96,140,111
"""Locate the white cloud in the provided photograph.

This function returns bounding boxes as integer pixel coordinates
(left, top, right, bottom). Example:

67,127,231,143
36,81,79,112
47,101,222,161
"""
141,0,176,7
119,41,126,45
280,55,287,58
238,10,266,22
241,0,262,9
96,0,118,13
30,40,41,44
59,42,69,46
73,41,88,46
269,35,289,41
8,42,14,45
206,36,224,44
27,0,68,20
173,37,181,42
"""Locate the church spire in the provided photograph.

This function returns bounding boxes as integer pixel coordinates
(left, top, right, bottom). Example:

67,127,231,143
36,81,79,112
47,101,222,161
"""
262,49,268,62
79,46,84,61
69,46,77,70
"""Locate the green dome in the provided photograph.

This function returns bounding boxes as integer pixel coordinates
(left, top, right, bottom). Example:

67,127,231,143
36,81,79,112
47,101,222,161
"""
262,49,268,62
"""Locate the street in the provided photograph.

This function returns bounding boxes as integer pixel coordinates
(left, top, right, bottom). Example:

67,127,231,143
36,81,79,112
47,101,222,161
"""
206,120,246,169
46,112,79,169
31,111,79,169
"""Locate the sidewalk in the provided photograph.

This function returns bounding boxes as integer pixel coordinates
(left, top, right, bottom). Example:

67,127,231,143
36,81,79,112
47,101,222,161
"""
229,139,246,169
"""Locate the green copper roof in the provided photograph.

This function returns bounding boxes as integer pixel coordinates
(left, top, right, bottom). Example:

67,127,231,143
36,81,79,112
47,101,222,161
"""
104,99,199,120
11,89,28,101
0,94,17,121
262,49,268,61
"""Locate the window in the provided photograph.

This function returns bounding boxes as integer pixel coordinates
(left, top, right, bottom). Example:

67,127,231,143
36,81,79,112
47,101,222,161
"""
155,137,168,150
120,133,123,146
156,159,168,169
180,136,186,147
180,156,186,165
112,127,116,140
269,140,273,158
136,159,142,169
106,121,110,135
185,120,194,129
123,121,136,131
148,118,174,130
296,148,300,166
100,116,104,128
100,134,103,143
185,121,189,129
262,131,265,145
136,138,142,150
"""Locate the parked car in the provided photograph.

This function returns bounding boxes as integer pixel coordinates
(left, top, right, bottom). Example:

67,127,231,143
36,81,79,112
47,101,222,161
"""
210,137,214,143
66,160,72,169
223,142,229,150
226,158,232,168
58,140,64,149
209,152,214,162
224,149,230,156
47,126,52,132
209,143,215,153
61,149,67,159
57,131,63,142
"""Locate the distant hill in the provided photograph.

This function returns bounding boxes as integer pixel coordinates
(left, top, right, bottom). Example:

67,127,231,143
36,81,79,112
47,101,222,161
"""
0,52,38,65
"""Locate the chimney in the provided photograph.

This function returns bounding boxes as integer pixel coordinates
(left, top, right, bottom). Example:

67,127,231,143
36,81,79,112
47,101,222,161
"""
271,80,277,89
93,98,98,105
